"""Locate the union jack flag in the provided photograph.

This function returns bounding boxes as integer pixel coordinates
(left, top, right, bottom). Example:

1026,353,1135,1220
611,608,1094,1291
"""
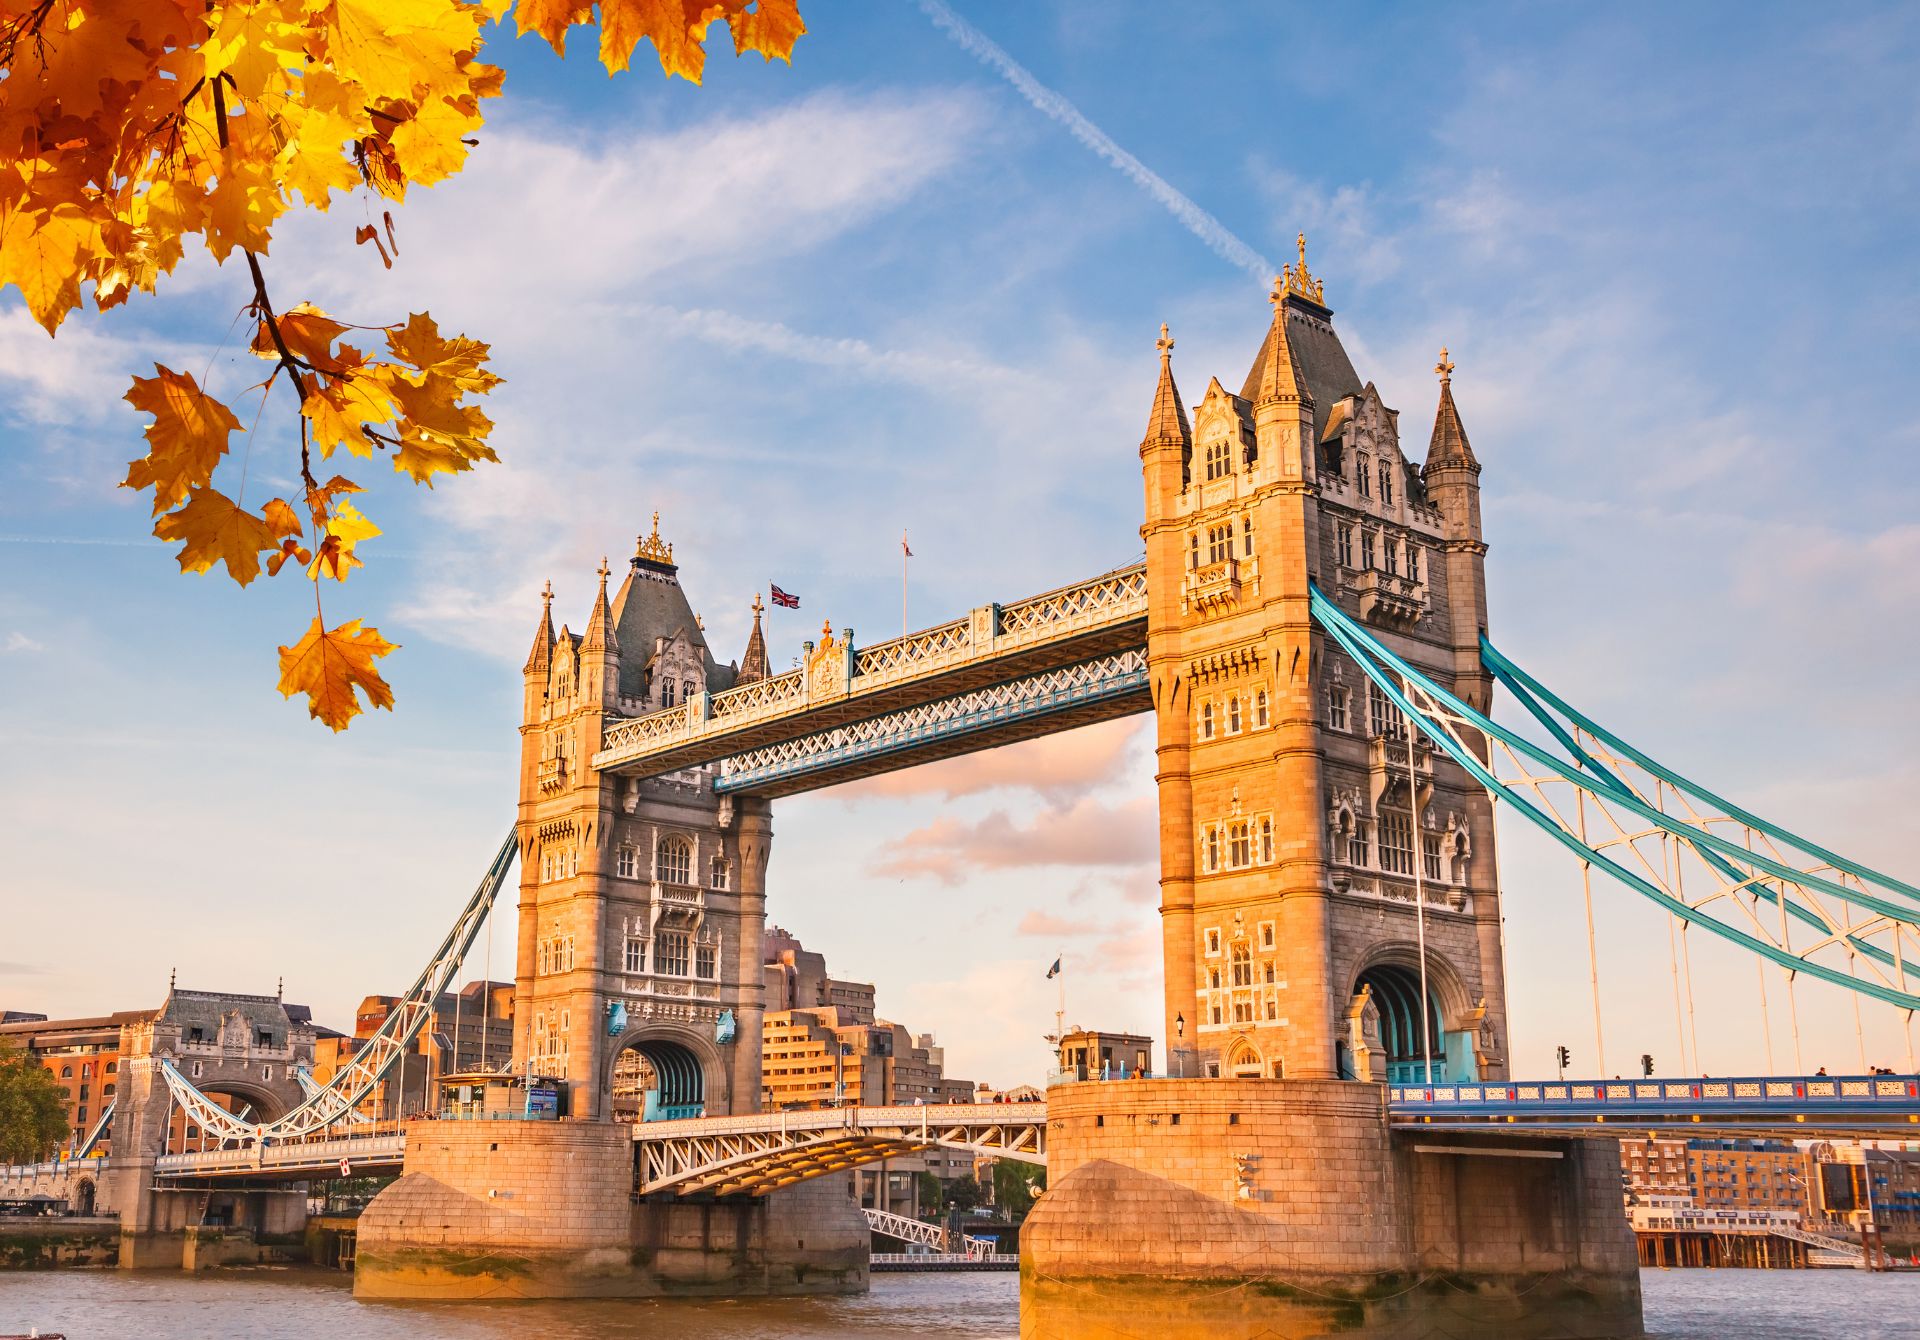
770,584,800,609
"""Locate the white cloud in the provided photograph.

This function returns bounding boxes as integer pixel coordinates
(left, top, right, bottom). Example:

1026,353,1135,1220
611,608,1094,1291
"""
4,631,45,654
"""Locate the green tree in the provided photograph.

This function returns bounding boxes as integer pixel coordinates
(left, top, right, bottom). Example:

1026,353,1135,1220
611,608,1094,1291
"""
0,1044,70,1164
916,1170,944,1217
945,1174,984,1214
992,1159,1047,1220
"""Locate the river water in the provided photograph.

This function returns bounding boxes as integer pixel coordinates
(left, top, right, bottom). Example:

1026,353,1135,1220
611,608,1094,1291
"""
0,1267,1914,1338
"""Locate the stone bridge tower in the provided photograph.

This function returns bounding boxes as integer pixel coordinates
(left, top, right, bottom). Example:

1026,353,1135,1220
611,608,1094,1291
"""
1141,240,1509,1084
516,516,771,1121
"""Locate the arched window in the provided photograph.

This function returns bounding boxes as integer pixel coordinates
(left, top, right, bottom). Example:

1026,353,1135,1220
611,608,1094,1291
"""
1407,545,1422,583
1230,943,1252,987
1242,514,1254,557
537,941,550,975
661,680,675,707
1356,456,1372,498
1188,533,1200,570
1228,822,1250,868
1204,827,1219,872
1255,689,1269,728
1380,465,1394,507
105,1061,116,1074
1227,697,1242,733
1201,702,1214,739
616,846,637,879
683,680,696,704
61,1066,72,1078
1325,684,1348,731
1205,440,1232,481
1260,818,1273,863
1206,523,1232,565
657,837,692,885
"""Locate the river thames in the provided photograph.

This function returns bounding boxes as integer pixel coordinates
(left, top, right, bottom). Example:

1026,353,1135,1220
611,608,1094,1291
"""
1,1267,1915,1338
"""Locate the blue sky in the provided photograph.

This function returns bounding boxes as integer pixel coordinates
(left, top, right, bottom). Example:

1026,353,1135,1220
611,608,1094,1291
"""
3,3,1918,1087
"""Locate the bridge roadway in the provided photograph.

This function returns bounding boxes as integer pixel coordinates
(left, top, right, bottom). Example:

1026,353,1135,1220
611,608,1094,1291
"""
141,1075,1920,1189
591,563,1149,795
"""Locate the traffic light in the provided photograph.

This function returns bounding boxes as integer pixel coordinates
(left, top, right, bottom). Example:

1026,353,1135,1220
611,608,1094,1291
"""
1640,1054,1654,1078
1555,1045,1571,1077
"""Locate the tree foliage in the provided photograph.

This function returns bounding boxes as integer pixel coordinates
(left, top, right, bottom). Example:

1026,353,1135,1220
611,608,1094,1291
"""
991,1157,1045,1220
0,1043,70,1164
0,0,804,728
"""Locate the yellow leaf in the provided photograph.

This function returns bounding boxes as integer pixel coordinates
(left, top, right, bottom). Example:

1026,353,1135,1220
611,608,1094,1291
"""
387,94,482,187
0,203,93,334
306,499,381,581
385,312,498,387
326,0,483,104
598,0,709,80
205,151,282,262
252,302,350,371
153,487,302,587
730,0,806,61
277,617,398,731
121,367,244,514
303,367,402,457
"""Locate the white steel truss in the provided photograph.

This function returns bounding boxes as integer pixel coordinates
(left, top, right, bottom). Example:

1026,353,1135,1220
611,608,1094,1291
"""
154,831,517,1147
595,563,1148,773
634,1104,1046,1198
715,649,1147,792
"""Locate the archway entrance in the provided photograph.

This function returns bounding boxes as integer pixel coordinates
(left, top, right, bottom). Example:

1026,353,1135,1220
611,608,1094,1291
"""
73,1178,95,1216
1227,1041,1264,1079
610,1038,705,1122
1354,964,1446,1084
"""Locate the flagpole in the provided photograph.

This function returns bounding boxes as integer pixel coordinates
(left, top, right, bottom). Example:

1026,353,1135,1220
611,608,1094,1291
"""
901,531,909,637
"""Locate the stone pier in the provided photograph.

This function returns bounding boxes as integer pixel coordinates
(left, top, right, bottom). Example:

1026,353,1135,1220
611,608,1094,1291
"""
353,1120,869,1300
1022,1079,1642,1339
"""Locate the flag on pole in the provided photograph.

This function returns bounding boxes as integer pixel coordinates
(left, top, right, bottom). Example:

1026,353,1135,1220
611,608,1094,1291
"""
902,533,913,558
770,584,800,609
1046,957,1061,979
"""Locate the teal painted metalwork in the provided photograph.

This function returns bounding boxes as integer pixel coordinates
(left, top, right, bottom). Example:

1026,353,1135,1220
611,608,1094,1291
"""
1308,588,1920,1012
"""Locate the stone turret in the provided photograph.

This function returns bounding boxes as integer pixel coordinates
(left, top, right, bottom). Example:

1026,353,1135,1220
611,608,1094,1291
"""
580,558,620,709
738,595,770,684
1420,349,1492,714
522,581,554,723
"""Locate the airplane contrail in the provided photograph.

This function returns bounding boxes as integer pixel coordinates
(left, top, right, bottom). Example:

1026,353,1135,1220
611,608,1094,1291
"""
916,0,1273,285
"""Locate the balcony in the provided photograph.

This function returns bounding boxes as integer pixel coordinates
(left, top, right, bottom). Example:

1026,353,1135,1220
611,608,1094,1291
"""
1184,558,1241,615
536,757,566,793
1347,569,1428,627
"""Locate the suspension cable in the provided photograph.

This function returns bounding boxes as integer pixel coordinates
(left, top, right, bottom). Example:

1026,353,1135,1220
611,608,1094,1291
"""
1574,786,1607,1076
1402,711,1434,1084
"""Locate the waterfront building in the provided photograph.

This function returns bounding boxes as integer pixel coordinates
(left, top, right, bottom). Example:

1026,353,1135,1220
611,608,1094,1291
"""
0,1012,134,1154
1812,1143,1920,1240
1054,1026,1153,1080
309,980,514,1119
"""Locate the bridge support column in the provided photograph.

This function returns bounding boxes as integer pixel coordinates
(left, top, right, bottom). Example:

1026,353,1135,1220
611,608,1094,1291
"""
1023,1079,1642,1338
354,1120,867,1300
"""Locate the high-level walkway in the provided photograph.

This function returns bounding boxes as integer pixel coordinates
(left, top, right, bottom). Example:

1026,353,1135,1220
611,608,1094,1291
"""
591,564,1149,795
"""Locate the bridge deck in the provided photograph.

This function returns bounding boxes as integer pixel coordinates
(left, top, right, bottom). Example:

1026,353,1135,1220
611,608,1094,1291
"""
124,1075,1920,1187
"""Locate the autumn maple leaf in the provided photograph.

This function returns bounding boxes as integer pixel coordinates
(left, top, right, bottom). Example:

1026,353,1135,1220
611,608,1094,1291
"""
277,618,398,731
120,368,245,515
153,488,303,586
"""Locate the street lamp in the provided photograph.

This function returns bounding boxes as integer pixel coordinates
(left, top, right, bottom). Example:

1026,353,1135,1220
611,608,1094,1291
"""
1172,1013,1186,1079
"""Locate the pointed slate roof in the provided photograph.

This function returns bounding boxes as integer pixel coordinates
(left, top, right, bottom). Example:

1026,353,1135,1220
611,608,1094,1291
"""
1240,298,1362,444
737,595,770,683
1425,348,1477,469
609,514,735,699
1141,323,1191,446
523,581,554,674
582,558,618,655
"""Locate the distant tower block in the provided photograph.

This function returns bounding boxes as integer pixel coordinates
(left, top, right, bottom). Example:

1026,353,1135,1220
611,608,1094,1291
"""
1139,243,1509,1085
516,516,773,1122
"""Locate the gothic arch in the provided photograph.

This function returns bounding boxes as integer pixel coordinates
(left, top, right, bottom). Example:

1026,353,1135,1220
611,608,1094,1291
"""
1226,1038,1264,1079
1346,941,1474,1038
604,1020,731,1120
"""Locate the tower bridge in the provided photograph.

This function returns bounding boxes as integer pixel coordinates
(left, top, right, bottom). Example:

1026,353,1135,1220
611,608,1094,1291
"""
19,242,1920,1333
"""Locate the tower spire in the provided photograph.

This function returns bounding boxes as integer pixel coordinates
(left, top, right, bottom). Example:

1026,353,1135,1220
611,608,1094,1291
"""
738,593,770,684
582,558,617,654
523,579,555,674
1141,322,1191,447
1426,347,1477,469
1251,276,1311,406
